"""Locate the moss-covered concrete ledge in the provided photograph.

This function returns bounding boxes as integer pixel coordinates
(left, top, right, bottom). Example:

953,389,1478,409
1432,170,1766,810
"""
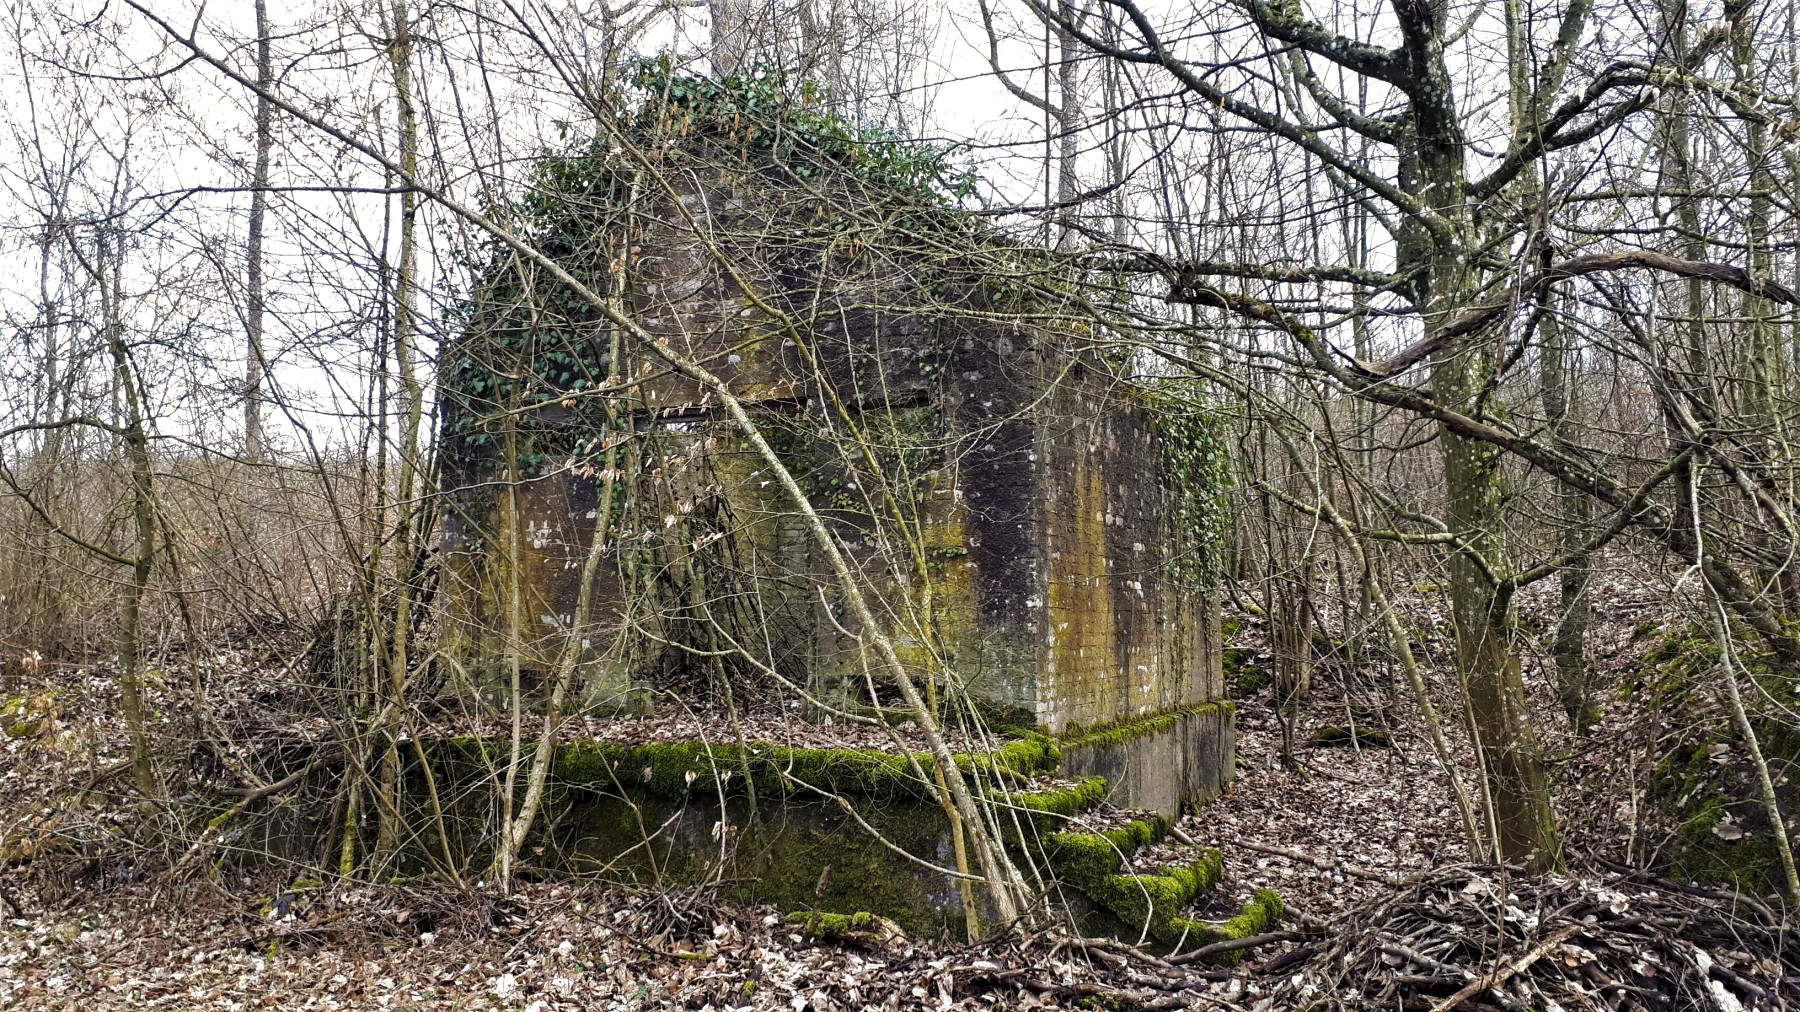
1171,890,1286,963
1040,812,1284,960
1634,626,1800,896
420,727,1275,948
430,733,1063,803
1058,701,1236,818
416,733,1126,940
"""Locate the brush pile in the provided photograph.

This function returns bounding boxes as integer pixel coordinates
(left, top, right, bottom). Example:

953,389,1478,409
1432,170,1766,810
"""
1261,864,1797,1011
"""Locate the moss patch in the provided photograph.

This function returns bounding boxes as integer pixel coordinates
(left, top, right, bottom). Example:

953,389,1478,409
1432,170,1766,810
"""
1012,776,1110,827
430,732,1062,804
1040,813,1248,950
1222,648,1267,699
1653,736,1789,893
1043,816,1168,885
1060,701,1234,752
1637,625,1800,896
788,910,876,938
1167,889,1287,963
2,692,56,739
1039,812,1283,955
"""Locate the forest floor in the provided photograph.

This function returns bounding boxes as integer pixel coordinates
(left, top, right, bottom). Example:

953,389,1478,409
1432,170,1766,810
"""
1,582,1794,1009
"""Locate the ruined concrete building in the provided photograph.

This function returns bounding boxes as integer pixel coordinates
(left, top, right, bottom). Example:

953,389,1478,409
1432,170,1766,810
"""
439,77,1231,813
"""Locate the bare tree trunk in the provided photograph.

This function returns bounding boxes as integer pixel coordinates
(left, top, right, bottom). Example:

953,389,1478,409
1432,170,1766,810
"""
709,0,749,76
1053,0,1080,248
93,236,158,798
243,0,271,461
1428,245,1559,864
1724,0,1794,610
1393,0,1558,860
1539,301,1596,731
373,0,425,868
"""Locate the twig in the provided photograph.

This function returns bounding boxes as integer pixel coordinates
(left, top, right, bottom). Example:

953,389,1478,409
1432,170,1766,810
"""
1381,941,1471,980
1072,934,1184,975
1431,924,1580,1012
1234,838,1402,884
1171,929,1306,964
216,765,310,801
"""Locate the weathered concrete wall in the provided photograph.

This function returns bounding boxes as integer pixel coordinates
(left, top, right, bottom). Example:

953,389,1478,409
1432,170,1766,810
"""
1060,704,1236,819
440,172,1224,776
1033,365,1220,732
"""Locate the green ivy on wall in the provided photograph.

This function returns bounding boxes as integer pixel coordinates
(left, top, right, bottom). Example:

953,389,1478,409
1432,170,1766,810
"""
627,61,980,205
439,62,985,480
1147,393,1230,588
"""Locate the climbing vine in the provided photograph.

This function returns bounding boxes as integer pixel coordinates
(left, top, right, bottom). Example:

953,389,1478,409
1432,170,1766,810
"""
439,63,985,479
626,61,980,205
1148,392,1231,588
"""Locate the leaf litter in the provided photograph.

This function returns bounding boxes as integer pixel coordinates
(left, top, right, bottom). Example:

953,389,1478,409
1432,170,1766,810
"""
4,583,1797,1008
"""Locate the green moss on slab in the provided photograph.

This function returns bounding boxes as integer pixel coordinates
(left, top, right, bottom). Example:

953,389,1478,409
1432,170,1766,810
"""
431,733,1060,805
1013,776,1110,826
1043,816,1168,885
1168,888,1286,963
1039,805,1234,948
1638,625,1800,896
983,735,1063,777
1060,702,1234,752
1065,847,1229,946
1035,805,1281,955
788,910,875,938
742,816,951,936
1304,725,1391,749
1091,870,1191,938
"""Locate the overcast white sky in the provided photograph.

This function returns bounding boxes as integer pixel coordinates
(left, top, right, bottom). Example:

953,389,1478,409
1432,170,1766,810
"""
0,0,1680,456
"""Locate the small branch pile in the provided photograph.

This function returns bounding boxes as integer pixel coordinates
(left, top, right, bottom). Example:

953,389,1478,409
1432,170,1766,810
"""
1262,864,1797,1010
941,933,1237,1009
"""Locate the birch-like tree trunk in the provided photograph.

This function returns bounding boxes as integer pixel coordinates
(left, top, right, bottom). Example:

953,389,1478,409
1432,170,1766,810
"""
243,0,271,461
374,0,425,866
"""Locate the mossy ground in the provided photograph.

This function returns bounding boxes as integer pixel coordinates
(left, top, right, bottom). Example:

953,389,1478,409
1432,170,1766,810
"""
1636,625,1800,895
1222,647,1267,698
2,690,56,738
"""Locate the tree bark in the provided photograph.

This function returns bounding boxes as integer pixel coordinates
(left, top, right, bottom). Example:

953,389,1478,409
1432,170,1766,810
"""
243,0,271,461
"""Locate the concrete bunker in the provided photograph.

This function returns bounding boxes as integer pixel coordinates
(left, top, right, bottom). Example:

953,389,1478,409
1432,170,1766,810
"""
436,73,1232,819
